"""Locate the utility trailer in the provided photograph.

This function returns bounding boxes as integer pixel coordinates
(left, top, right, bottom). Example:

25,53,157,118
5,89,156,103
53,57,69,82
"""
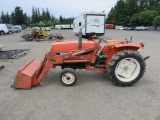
73,12,106,37
55,24,73,29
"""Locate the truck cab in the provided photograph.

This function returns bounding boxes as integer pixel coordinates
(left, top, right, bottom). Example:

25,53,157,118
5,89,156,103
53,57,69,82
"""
0,24,9,35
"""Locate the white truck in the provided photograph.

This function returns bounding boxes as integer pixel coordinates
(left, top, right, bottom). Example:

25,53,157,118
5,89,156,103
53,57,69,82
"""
73,12,106,37
0,24,9,35
13,25,22,33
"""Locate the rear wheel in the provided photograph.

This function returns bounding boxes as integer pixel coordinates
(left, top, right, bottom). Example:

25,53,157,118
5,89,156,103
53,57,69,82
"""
59,68,77,86
0,31,5,35
107,50,146,86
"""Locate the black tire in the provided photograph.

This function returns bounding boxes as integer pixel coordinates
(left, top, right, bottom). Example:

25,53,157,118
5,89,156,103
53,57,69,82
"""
107,50,146,86
0,31,5,35
34,36,39,41
9,31,12,34
59,68,77,86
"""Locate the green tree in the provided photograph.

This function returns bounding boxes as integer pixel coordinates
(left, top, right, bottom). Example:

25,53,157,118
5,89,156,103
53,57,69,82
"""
23,13,29,26
37,8,41,21
138,0,149,11
107,0,160,26
139,10,157,25
46,8,51,21
10,12,15,24
155,4,160,15
12,6,25,25
130,10,157,26
1,12,11,24
59,15,63,22
31,7,37,23
130,13,141,26
45,21,53,26
41,8,46,21
51,14,55,22
1,11,5,23
153,16,160,29
125,0,139,24
106,8,116,24
38,21,45,27
5,12,10,23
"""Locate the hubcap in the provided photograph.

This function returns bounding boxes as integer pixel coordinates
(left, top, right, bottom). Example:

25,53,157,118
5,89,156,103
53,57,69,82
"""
62,72,75,85
115,58,140,82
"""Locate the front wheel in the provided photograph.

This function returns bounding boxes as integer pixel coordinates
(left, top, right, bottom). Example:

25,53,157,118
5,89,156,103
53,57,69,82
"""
9,31,12,34
107,50,146,86
59,68,77,86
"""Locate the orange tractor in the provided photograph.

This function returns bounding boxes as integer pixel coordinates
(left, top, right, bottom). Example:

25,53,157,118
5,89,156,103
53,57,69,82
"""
12,32,149,89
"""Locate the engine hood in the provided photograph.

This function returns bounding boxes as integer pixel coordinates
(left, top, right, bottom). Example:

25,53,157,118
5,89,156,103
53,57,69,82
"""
50,41,100,53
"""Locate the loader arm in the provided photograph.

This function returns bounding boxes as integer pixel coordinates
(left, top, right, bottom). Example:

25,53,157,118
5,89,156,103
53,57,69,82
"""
13,44,100,89
35,46,98,85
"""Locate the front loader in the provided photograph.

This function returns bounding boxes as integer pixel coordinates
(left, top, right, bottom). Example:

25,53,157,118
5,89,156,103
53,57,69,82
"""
12,33,149,89
22,27,48,41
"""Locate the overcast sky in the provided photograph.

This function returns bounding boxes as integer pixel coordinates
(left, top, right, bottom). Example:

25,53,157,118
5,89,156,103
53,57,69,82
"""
1,0,118,18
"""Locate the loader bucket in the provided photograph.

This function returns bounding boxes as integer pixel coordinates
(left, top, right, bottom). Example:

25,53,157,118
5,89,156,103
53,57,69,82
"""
12,59,41,89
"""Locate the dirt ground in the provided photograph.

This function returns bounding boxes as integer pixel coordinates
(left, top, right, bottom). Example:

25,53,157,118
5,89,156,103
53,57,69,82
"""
0,29,160,120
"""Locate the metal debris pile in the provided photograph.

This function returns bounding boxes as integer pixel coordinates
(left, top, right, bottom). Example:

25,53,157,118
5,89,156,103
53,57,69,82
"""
0,65,4,70
52,33,65,42
0,49,28,59
21,32,65,42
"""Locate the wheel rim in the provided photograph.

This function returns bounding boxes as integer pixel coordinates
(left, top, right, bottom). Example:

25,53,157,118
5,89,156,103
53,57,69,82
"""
115,58,140,82
62,72,75,85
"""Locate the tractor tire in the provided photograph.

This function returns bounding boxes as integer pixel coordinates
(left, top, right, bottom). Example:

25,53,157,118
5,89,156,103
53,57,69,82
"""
107,50,146,86
59,68,77,86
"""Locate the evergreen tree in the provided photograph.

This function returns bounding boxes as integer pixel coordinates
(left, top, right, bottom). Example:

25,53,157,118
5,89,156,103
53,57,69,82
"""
59,15,63,22
41,8,46,21
153,15,160,29
46,8,51,21
114,0,127,25
0,6,74,26
12,6,25,25
107,0,160,26
37,8,41,21
23,13,29,25
1,11,5,23
31,7,36,23
5,12,10,23
51,14,55,22
106,8,116,24
10,12,15,24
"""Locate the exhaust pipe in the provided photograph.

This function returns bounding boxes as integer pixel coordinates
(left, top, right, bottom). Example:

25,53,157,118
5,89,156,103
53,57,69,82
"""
78,29,82,50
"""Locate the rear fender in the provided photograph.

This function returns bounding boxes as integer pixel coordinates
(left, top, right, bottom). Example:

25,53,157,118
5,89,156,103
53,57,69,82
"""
104,44,143,67
101,40,122,54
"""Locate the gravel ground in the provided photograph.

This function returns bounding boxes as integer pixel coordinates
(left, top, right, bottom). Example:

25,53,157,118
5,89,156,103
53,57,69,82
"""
0,29,160,120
